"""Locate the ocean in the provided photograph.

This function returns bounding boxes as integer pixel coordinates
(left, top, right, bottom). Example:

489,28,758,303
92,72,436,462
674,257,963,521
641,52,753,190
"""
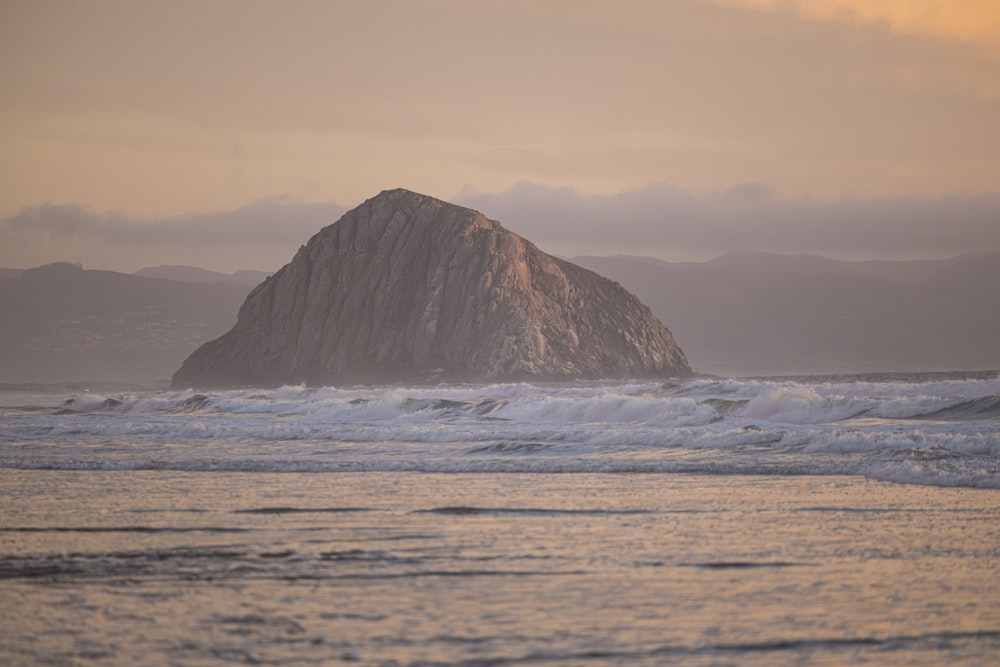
1,371,998,665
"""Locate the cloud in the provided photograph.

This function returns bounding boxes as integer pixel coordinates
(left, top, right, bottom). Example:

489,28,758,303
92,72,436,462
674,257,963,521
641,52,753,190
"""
0,198,346,273
4,184,999,272
455,182,1000,261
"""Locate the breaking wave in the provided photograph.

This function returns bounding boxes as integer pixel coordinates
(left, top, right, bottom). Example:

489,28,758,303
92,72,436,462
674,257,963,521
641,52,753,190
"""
2,371,998,488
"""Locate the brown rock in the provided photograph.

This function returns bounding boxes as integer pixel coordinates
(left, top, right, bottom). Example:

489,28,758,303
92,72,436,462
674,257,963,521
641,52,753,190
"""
171,189,690,387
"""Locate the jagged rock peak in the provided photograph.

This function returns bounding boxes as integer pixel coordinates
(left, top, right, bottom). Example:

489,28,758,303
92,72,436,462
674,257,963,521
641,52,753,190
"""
171,188,690,387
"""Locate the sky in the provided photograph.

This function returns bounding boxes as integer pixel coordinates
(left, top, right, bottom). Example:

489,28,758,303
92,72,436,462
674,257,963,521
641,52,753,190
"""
1,0,999,272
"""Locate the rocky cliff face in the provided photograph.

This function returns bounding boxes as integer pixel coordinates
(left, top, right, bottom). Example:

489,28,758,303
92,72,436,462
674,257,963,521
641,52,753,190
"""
171,189,690,387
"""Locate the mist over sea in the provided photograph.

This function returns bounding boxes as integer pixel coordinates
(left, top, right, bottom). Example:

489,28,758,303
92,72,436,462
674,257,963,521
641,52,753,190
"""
2,371,998,665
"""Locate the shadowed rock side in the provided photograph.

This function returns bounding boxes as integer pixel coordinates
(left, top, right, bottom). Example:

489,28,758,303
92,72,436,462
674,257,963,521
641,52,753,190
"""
171,189,690,387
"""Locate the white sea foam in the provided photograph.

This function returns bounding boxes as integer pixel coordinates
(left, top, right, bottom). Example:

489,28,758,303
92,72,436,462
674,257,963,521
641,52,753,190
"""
2,372,997,487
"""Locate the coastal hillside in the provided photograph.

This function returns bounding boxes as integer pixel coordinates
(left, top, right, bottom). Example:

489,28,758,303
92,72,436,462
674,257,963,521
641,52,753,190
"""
133,265,270,287
573,250,1000,376
5,248,996,384
0,263,253,386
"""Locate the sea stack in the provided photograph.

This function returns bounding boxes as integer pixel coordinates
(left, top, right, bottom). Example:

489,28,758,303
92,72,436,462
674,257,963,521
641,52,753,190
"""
171,189,690,387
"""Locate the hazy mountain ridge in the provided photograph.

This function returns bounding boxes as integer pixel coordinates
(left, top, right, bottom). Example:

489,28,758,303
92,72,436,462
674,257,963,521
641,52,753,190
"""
4,250,997,384
133,265,271,286
0,263,255,385
572,250,1000,376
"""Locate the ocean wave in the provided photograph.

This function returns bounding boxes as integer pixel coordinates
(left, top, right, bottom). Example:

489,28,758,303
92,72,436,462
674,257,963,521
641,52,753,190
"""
2,372,997,487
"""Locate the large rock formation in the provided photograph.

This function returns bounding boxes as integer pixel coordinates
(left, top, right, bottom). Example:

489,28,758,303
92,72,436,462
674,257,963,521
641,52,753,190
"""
171,189,690,387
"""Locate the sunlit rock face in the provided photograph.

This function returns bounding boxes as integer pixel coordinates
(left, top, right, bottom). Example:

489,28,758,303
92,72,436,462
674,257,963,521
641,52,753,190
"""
171,189,690,387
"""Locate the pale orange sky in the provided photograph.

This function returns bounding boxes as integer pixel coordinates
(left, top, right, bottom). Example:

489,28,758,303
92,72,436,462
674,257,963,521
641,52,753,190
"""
722,0,1000,56
1,0,999,271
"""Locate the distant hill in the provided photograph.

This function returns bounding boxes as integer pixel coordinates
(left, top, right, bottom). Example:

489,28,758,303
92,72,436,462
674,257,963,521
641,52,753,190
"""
923,252,1000,291
848,251,1000,285
573,251,1000,376
134,265,270,287
6,249,998,384
0,263,254,385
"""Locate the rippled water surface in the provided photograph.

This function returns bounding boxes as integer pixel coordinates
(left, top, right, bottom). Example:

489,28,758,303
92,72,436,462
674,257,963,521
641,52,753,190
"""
2,471,998,666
